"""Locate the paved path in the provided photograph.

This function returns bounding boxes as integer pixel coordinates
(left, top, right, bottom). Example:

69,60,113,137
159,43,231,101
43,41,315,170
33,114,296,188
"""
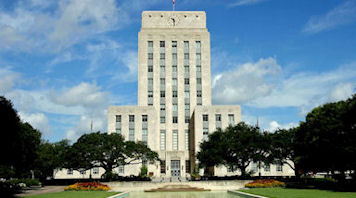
16,186,65,197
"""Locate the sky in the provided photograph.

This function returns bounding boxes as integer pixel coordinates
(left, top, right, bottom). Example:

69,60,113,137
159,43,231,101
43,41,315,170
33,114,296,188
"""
0,0,355,143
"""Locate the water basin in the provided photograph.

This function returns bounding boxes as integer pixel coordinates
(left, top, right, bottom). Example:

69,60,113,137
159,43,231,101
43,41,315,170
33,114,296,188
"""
126,191,242,198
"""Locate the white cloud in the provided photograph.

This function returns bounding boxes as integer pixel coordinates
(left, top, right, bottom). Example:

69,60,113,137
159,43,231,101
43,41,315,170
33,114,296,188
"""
19,111,51,136
329,82,354,102
228,0,267,7
303,0,356,33
212,57,281,104
267,121,297,132
213,56,356,116
0,68,20,94
50,82,108,108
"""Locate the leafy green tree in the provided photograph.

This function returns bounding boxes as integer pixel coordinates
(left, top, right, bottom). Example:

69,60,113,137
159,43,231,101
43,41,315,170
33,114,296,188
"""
35,140,70,181
295,98,353,179
67,132,159,179
270,128,299,177
0,96,21,178
198,122,270,177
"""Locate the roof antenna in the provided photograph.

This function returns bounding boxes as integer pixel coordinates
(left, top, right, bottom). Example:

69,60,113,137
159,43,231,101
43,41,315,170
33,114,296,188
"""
90,120,93,132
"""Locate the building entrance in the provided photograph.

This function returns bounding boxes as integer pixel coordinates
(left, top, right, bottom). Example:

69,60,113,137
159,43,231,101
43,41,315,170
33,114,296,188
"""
171,160,180,177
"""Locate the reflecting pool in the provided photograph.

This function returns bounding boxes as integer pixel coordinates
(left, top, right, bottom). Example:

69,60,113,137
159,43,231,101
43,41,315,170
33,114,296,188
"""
126,191,241,198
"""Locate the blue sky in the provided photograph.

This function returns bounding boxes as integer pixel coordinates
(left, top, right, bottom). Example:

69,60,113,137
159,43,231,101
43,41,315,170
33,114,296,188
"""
1,0,355,142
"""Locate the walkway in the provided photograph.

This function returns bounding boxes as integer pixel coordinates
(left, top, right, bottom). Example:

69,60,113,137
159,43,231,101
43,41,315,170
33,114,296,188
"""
16,186,65,197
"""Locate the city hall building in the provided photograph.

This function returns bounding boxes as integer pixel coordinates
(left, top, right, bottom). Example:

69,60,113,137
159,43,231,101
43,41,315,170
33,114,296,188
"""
54,11,294,180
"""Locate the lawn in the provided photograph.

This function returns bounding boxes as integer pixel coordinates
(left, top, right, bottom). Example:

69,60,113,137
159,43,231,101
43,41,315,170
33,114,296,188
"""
240,188,356,198
24,191,119,198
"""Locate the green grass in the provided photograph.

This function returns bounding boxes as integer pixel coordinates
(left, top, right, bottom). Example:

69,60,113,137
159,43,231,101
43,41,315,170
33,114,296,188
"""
24,191,119,198
240,188,356,198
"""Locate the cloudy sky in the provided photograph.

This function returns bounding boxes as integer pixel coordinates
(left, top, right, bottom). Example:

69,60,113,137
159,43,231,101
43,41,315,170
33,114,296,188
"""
1,0,355,142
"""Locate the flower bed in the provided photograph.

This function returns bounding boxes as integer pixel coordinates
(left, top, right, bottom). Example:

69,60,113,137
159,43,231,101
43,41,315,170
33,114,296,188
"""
64,182,110,191
245,179,286,188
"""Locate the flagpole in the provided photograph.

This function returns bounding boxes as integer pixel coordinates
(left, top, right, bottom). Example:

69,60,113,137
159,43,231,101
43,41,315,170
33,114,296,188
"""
173,0,175,12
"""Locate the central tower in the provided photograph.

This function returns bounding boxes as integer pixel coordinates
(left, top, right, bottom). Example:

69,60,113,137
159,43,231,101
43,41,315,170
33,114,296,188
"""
108,11,241,180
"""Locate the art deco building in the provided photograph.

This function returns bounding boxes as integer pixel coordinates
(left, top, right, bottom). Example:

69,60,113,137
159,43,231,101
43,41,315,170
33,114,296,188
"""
54,11,294,180
107,11,241,179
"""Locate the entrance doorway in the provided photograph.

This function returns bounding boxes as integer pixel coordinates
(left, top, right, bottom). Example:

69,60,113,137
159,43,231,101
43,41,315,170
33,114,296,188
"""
171,160,180,177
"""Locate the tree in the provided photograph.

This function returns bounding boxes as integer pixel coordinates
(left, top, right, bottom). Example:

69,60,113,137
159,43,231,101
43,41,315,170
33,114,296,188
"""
197,128,225,176
198,122,269,177
67,132,159,179
0,96,21,178
16,122,42,178
295,98,353,179
35,140,70,181
270,128,299,177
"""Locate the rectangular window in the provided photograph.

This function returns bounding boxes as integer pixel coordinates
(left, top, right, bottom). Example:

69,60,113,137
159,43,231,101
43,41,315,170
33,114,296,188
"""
185,104,190,110
197,78,202,84
185,116,190,123
172,53,177,61
148,91,153,98
160,41,165,48
251,162,258,172
196,53,201,61
160,130,166,150
160,78,165,85
129,129,135,141
185,130,189,150
184,78,190,85
160,91,165,98
276,163,283,172
184,66,189,73
148,53,153,60
186,160,191,173
228,114,234,125
160,116,166,123
142,115,148,122
116,129,121,134
148,78,153,86
264,164,270,172
142,129,148,144
172,78,177,86
173,116,178,123
93,167,99,174
215,114,221,121
129,115,135,122
118,165,124,174
148,41,153,48
160,53,165,60
173,104,178,111
160,160,166,174
184,41,189,52
184,53,189,60
116,115,121,122
172,91,178,97
160,65,165,72
196,41,201,53
203,114,209,122
172,41,177,48
196,65,201,72
203,128,209,141
197,90,202,97
148,65,153,72
160,104,165,111
67,169,73,175
184,91,190,98
173,130,178,150
172,65,177,72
